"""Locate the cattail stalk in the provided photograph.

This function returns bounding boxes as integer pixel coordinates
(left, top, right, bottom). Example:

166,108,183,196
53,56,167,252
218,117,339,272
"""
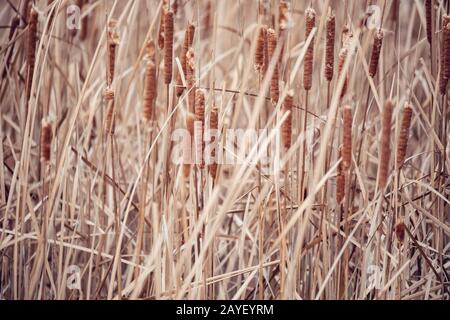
104,88,115,135
369,29,383,78
176,23,195,97
304,7,316,91
281,92,293,149
195,90,205,169
209,106,219,179
107,20,119,87
439,15,450,94
425,0,432,45
396,103,413,169
378,100,393,189
336,146,345,204
186,48,196,113
267,28,279,103
164,11,174,85
325,9,335,82
26,5,38,101
342,106,352,171
337,47,348,99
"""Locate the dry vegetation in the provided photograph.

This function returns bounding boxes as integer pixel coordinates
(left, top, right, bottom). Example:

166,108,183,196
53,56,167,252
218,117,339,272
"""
0,0,449,300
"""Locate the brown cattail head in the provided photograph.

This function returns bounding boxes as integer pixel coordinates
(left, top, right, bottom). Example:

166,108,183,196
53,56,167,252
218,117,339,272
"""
107,19,119,86
183,113,195,178
255,25,267,72
378,100,393,189
278,1,290,31
176,23,195,96
143,59,156,122
195,89,205,168
337,47,348,99
342,105,352,171
158,1,168,49
394,219,406,242
325,9,335,82
336,146,345,204
186,48,196,113
396,103,413,169
26,5,38,101
439,15,450,94
163,11,174,84
40,119,52,163
281,91,293,149
267,28,279,103
209,106,219,179
303,7,316,91
425,0,432,45
369,29,383,78
104,88,115,134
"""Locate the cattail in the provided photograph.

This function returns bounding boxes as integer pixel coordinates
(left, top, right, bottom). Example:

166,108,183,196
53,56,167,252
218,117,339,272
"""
78,0,88,40
183,113,195,178
40,119,52,163
107,19,119,87
158,2,168,49
278,1,289,31
176,23,195,97
163,11,174,85
143,59,156,122
209,106,219,179
195,90,205,169
439,16,450,94
337,47,348,99
369,29,383,78
26,5,38,101
104,88,115,134
186,48,196,113
2,16,20,78
172,0,178,15
394,219,406,242
267,28,279,103
281,91,293,149
255,25,267,71
396,103,413,169
378,100,393,189
325,9,335,82
425,0,432,45
304,7,316,91
342,105,352,171
336,146,345,204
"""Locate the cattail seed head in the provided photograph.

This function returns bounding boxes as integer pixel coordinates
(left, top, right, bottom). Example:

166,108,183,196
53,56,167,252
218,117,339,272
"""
303,7,316,91
195,89,205,169
186,48,196,113
158,2,168,49
396,103,413,169
255,25,267,72
425,0,432,45
26,5,38,101
325,9,335,82
267,28,279,103
281,91,293,149
369,29,383,78
342,105,352,171
183,113,195,178
143,59,156,122
40,119,52,163
107,19,119,87
163,11,174,85
336,146,345,204
337,47,348,99
394,219,406,242
278,1,290,31
176,23,195,97
378,100,393,189
209,106,219,179
439,16,450,94
104,88,115,134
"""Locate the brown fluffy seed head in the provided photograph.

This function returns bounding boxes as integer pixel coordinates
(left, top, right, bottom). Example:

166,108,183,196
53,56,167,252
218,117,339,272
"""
325,9,335,82
338,47,348,99
336,146,345,204
107,19,119,86
425,0,432,45
267,28,279,103
183,113,195,178
143,59,156,122
158,2,168,49
186,48,196,113
163,11,174,84
378,100,393,189
395,219,406,242
439,16,450,94
40,119,52,163
195,90,205,168
396,103,413,169
278,1,290,31
255,25,267,72
26,5,38,100
176,23,195,97
209,106,219,179
281,92,293,149
303,7,316,91
342,105,352,171
369,29,383,78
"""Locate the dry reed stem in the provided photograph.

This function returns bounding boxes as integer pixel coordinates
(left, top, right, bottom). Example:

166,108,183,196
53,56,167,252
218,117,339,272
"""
378,100,393,189
396,103,413,169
